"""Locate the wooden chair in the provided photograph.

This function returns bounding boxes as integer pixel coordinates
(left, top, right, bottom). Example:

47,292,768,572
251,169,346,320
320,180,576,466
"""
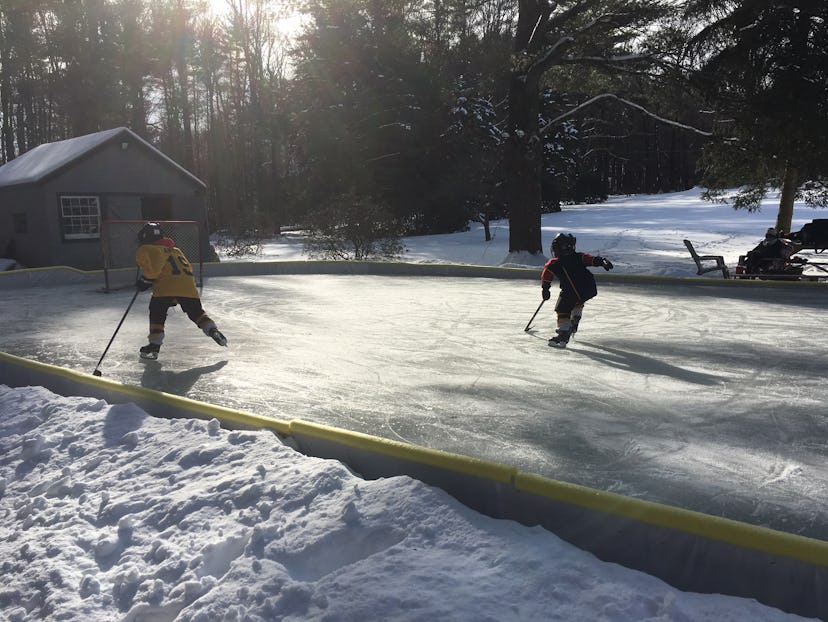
683,239,730,278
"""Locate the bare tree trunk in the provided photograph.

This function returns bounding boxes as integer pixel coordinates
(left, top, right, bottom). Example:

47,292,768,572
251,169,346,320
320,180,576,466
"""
1,39,15,160
777,162,798,234
504,69,543,254
178,58,194,170
174,1,194,171
131,84,147,137
504,0,546,255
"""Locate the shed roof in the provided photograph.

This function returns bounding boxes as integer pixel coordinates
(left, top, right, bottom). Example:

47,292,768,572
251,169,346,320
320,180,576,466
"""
0,127,205,189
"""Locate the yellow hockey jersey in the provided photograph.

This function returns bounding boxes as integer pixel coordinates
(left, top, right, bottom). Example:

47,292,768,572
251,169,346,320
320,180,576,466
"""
135,239,199,298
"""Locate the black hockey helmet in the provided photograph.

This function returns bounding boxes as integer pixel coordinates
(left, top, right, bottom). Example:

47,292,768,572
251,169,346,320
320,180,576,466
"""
551,233,576,257
137,222,164,244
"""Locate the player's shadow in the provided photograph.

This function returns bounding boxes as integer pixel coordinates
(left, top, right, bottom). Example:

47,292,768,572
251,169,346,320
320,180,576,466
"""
572,341,723,386
140,359,228,395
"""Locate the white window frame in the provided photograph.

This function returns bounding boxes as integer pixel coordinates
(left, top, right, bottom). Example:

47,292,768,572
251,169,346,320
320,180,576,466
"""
60,195,101,240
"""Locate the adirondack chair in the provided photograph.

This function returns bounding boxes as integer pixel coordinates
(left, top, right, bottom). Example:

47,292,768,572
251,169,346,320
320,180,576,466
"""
683,239,730,278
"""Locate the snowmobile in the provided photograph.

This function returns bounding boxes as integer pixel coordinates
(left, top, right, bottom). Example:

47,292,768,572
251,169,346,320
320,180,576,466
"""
735,219,828,280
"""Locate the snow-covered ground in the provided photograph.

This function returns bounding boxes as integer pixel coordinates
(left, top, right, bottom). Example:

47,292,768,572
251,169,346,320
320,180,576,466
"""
2,385,815,622
2,188,826,621
217,187,828,277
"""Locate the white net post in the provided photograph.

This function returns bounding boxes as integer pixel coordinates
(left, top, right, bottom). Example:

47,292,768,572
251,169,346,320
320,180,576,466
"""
101,220,203,291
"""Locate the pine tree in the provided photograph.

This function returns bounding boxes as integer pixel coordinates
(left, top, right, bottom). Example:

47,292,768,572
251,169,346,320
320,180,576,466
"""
686,0,828,233
503,0,671,255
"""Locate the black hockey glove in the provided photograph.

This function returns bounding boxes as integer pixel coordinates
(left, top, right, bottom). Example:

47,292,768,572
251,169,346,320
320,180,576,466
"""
541,283,551,301
593,256,614,271
135,276,154,291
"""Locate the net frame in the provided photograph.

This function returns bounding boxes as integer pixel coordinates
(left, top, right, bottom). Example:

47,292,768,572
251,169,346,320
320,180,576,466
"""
101,220,203,291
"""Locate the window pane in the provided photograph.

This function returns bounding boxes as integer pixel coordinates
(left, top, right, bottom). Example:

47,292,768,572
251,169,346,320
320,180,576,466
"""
61,196,101,239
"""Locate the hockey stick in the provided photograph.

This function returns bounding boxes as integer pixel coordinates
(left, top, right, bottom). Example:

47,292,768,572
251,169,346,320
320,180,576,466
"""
524,299,545,332
92,289,139,377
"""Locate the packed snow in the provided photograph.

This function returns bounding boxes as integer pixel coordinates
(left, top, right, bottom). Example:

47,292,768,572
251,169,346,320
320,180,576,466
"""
1,188,825,621
0,386,816,621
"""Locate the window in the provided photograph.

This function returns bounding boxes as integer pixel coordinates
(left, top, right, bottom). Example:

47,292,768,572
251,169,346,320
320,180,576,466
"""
60,196,101,240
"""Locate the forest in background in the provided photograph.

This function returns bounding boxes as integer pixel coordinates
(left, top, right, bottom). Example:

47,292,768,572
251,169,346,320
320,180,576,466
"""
1,0,825,257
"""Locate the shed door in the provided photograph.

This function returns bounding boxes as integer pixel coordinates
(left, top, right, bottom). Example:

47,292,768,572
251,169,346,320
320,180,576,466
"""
141,196,173,221
107,195,141,220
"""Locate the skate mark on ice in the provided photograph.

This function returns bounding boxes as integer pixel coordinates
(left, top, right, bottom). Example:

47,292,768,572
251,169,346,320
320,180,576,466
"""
760,462,803,487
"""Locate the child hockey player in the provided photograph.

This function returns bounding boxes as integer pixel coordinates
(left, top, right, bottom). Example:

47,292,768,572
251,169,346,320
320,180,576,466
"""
541,233,613,348
135,222,227,359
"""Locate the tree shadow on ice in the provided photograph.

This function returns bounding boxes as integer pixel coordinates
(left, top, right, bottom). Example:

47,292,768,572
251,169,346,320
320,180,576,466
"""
572,341,724,386
140,359,228,396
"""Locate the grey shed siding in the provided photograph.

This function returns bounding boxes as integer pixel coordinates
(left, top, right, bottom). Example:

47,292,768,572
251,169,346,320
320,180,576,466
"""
0,128,207,270
0,185,44,268
40,139,206,269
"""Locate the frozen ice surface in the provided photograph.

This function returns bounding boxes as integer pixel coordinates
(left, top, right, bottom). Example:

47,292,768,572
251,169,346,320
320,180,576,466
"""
2,273,827,541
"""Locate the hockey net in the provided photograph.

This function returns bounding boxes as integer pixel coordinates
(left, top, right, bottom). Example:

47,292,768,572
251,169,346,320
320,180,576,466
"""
101,220,203,291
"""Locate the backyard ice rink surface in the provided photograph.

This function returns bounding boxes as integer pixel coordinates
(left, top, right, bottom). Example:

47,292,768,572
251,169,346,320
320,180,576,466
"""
2,272,828,542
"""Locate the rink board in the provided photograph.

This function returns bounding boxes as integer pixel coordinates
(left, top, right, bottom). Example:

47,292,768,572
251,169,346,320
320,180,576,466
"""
2,349,826,621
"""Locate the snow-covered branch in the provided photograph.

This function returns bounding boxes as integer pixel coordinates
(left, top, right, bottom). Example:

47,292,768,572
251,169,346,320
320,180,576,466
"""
540,93,715,137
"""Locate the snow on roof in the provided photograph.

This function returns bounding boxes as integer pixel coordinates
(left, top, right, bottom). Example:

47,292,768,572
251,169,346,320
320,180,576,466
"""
0,127,205,188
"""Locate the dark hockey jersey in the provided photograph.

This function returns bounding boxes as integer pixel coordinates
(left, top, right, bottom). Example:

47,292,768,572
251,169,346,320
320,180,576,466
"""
541,253,598,302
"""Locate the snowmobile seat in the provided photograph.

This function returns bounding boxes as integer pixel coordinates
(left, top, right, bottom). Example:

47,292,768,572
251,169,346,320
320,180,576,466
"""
788,219,828,253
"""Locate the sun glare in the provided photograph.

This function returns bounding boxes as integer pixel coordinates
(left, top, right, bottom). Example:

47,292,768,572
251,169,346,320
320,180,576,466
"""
206,0,306,38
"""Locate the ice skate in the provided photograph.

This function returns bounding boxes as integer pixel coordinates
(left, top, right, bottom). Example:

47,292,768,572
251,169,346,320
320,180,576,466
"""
139,343,161,360
208,328,228,347
548,329,570,348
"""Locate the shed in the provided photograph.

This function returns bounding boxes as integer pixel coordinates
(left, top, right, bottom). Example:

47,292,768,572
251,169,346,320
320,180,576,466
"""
0,127,207,270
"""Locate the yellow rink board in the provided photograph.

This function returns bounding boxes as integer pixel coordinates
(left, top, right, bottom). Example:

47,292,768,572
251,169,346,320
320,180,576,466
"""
2,349,826,620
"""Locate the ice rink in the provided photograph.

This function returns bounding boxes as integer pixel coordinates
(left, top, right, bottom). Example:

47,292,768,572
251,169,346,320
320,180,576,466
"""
3,271,828,541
